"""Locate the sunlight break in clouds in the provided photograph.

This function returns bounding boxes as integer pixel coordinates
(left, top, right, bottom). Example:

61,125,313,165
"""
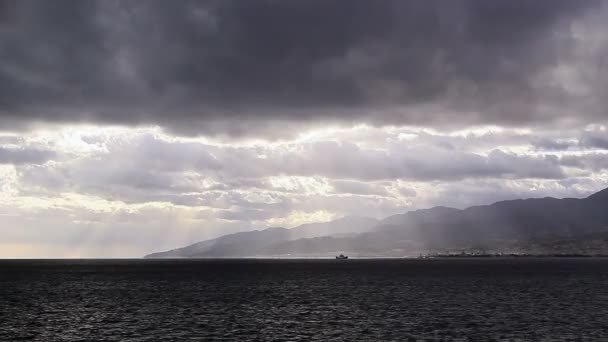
1,123,608,257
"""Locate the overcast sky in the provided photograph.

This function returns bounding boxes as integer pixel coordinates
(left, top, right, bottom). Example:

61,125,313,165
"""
1,0,608,257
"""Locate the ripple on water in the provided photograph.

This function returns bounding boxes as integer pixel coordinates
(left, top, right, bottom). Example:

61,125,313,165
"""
1,258,608,341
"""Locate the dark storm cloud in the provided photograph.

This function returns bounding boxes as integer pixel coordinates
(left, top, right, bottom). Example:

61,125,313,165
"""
0,0,604,135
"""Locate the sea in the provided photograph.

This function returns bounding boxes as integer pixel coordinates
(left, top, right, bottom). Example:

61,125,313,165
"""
1,258,608,341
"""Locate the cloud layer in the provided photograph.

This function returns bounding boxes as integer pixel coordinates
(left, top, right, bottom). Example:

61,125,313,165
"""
1,0,607,135
1,124,608,256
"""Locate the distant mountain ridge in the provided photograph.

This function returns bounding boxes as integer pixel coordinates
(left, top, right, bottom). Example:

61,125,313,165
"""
145,188,608,258
144,216,378,258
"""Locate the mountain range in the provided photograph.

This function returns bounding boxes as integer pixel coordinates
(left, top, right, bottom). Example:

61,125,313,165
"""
145,188,608,258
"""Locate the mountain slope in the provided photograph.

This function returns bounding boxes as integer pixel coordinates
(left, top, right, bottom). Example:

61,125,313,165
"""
144,216,378,258
263,189,608,256
146,188,608,257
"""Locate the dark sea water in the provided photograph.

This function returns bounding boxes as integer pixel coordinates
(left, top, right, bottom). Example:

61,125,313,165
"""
1,259,608,341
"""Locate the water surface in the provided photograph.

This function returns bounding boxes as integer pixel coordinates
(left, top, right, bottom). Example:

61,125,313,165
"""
1,258,607,341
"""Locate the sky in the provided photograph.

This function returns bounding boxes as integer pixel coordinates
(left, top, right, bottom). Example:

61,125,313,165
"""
1,0,608,257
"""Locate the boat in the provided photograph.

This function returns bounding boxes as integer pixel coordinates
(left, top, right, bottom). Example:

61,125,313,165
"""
335,254,349,259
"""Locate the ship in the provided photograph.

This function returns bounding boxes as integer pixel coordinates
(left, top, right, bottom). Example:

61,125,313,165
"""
335,254,349,259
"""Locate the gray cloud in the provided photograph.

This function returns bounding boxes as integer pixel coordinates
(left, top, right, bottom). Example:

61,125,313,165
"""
331,180,391,197
16,131,572,212
580,132,608,150
280,141,566,181
0,147,55,164
561,153,608,173
0,0,605,136
531,138,577,151
217,208,278,222
530,128,608,151
424,178,602,210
